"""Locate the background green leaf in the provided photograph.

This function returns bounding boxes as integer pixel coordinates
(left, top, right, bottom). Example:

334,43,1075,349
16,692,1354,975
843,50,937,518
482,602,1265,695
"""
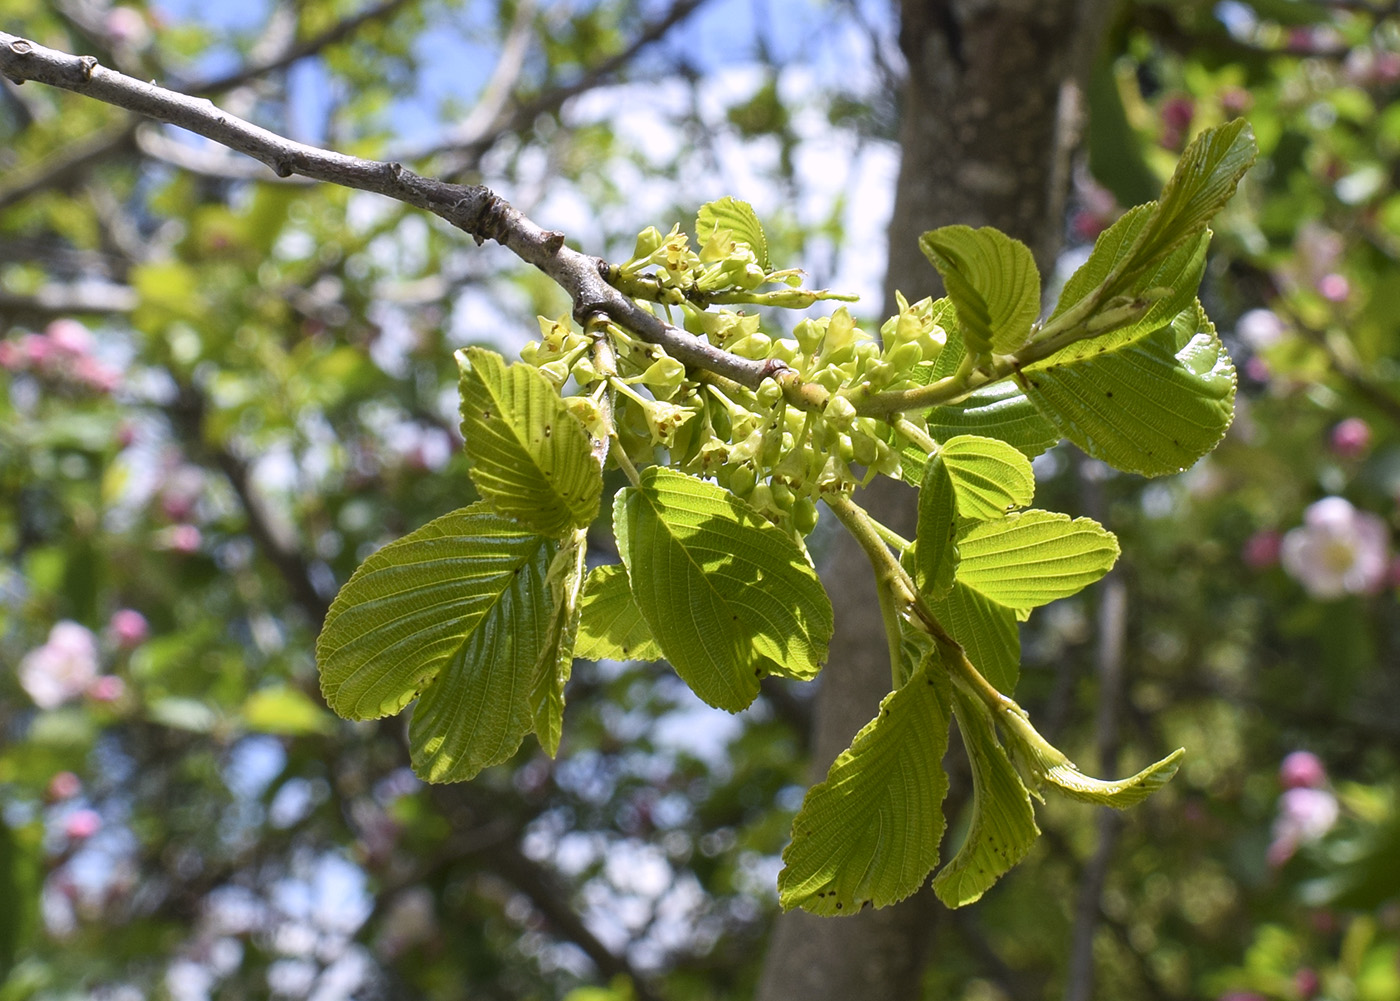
615,468,833,711
778,657,951,914
457,346,602,537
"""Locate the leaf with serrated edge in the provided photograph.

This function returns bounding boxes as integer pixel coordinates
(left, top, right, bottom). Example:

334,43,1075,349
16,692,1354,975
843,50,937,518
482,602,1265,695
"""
576,564,662,662
457,346,602,537
409,535,552,782
999,708,1185,808
955,510,1119,611
530,529,587,757
919,226,1039,354
940,435,1036,519
933,685,1039,907
1124,119,1254,281
317,504,553,721
928,381,1061,459
778,656,951,915
615,468,833,711
1021,300,1236,477
927,582,1020,695
1037,208,1209,367
696,197,770,270
915,454,959,601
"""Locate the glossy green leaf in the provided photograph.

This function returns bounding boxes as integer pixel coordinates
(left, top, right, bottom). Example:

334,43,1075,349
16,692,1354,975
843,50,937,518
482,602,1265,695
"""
915,453,959,601
778,656,951,914
1021,301,1236,477
926,581,1020,695
956,511,1119,611
933,686,1039,907
940,435,1036,519
614,468,833,711
530,530,588,757
317,504,553,721
696,196,770,270
576,564,663,662
457,346,602,537
919,226,1040,354
999,709,1184,808
1041,205,1210,365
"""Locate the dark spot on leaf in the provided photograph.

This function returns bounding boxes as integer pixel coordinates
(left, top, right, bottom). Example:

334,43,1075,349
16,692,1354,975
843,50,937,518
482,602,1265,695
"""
544,424,552,437
1105,391,1113,398
835,902,842,910
483,410,492,419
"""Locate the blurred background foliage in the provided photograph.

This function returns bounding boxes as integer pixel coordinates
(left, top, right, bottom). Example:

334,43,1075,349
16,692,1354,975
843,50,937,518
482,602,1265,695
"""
3,1,1400,999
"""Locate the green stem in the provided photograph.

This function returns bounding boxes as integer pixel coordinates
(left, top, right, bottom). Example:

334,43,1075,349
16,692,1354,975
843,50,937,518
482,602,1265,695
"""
890,416,938,458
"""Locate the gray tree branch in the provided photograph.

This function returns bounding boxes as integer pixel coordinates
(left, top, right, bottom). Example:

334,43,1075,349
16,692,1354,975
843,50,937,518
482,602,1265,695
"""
0,29,777,389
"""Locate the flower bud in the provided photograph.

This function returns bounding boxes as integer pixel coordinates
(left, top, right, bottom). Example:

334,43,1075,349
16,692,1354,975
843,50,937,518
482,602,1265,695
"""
631,226,664,262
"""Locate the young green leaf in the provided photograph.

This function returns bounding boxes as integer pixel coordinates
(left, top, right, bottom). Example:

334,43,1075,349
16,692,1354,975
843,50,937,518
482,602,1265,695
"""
1040,206,1210,364
530,529,588,757
1021,300,1236,477
457,346,602,537
409,541,552,782
955,510,1118,611
696,196,770,270
575,564,663,662
939,435,1036,519
925,582,1020,695
933,685,1039,907
919,226,1040,354
1125,119,1255,281
915,453,959,601
317,503,555,721
998,708,1185,808
614,468,833,712
778,656,952,915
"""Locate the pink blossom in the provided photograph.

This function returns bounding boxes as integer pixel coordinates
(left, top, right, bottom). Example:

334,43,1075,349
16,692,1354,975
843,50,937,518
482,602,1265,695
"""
1295,968,1320,1000
1280,751,1327,790
24,333,55,366
72,355,120,394
1242,530,1282,570
19,622,100,709
1318,273,1351,302
1220,87,1253,116
1330,417,1372,458
47,772,81,801
86,676,125,703
1280,497,1390,599
1268,787,1340,867
44,320,94,357
157,465,205,522
0,340,20,370
107,609,148,649
63,809,102,840
104,6,150,47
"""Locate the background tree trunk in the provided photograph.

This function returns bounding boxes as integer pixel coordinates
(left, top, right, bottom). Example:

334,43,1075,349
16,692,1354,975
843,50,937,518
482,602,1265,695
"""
754,2,1112,997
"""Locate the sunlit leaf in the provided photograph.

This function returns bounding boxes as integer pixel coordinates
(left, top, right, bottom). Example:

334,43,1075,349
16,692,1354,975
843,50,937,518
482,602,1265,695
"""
926,582,1020,695
933,686,1039,907
778,656,951,914
956,510,1119,610
1021,301,1236,477
530,530,588,757
457,346,602,537
615,468,832,711
940,435,1036,519
576,564,663,662
915,453,959,601
241,686,334,736
919,226,1040,354
696,196,770,269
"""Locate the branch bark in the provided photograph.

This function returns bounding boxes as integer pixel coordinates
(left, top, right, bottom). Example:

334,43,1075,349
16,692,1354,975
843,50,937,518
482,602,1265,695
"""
0,29,776,389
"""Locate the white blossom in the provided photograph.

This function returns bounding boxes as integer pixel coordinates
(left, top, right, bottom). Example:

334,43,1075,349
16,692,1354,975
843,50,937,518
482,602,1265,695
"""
18,621,99,709
1280,496,1389,599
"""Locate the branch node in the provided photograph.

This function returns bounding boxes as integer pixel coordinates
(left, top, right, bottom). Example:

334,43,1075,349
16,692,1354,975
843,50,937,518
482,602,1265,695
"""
759,358,793,380
543,230,566,254
385,160,403,178
273,157,295,178
78,55,99,80
8,38,33,55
